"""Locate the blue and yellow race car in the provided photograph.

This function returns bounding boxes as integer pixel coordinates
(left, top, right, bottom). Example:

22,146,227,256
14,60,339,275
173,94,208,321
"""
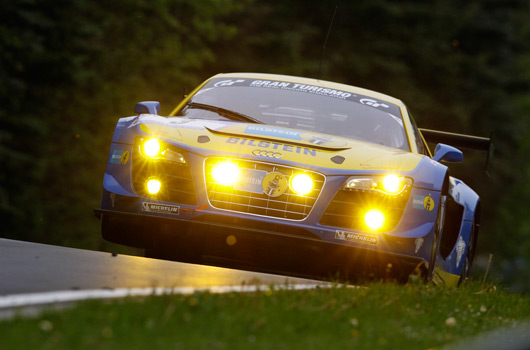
96,73,490,285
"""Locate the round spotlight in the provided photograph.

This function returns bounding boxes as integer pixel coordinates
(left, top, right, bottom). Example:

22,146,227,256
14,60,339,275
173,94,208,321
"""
290,173,314,196
146,178,162,194
143,138,161,158
364,209,385,231
211,161,239,186
382,175,402,194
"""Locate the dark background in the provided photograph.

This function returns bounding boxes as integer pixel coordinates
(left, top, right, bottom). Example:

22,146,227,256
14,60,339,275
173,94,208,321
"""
2,0,529,290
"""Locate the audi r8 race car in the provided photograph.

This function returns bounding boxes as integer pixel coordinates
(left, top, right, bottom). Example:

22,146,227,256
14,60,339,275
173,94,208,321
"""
95,73,490,286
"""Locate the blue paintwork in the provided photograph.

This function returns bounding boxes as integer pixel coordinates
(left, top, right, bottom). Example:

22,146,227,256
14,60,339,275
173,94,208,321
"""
134,101,160,115
101,114,481,281
435,177,479,276
432,143,463,163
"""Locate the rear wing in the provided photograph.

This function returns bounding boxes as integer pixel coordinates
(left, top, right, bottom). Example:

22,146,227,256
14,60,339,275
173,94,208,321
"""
419,128,494,173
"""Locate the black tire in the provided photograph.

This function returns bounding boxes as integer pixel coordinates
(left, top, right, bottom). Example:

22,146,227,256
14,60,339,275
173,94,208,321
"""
424,180,448,283
458,214,479,285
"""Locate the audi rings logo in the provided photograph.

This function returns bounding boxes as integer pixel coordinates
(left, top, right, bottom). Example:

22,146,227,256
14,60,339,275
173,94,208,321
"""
252,149,283,159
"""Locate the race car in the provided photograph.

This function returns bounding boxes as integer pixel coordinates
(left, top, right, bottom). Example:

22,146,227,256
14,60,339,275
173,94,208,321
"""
95,73,490,286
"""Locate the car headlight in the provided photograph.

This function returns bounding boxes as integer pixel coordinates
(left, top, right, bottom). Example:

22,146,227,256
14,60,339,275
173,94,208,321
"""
146,178,162,194
290,173,314,196
344,175,412,195
142,138,161,157
139,137,187,164
364,208,385,231
211,161,240,186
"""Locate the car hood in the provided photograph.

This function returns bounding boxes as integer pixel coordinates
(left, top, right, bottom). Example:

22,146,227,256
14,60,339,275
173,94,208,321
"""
136,116,424,172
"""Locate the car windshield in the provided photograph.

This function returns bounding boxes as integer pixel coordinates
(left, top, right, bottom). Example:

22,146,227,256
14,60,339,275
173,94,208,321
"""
176,78,410,151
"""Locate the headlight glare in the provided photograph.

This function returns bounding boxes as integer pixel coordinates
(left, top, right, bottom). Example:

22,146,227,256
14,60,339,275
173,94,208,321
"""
382,175,402,194
364,209,385,231
211,161,240,186
143,138,161,158
290,173,314,196
146,178,162,194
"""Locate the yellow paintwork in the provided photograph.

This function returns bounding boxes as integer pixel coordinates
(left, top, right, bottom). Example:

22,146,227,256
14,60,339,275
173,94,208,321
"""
433,267,461,287
140,122,424,172
168,73,421,154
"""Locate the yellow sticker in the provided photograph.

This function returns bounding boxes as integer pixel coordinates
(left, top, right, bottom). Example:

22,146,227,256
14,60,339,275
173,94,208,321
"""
120,151,130,165
423,196,435,211
262,172,288,197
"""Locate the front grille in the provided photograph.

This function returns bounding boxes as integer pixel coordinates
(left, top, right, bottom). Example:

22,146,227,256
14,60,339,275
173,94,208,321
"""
205,158,325,220
132,138,196,205
320,188,410,232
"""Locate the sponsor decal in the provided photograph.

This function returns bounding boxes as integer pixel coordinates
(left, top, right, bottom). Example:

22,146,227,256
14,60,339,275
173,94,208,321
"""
413,194,425,209
252,149,283,159
359,98,389,109
245,125,301,141
262,172,288,197
213,79,245,88
203,78,403,117
110,150,129,165
120,151,129,165
250,80,352,99
455,235,466,268
335,231,379,245
234,168,267,193
226,137,317,157
413,194,435,211
110,149,125,164
142,202,180,215
243,125,347,147
423,195,435,211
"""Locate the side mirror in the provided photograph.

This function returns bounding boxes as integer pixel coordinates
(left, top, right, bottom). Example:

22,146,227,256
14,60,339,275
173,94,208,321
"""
432,143,463,163
134,101,160,115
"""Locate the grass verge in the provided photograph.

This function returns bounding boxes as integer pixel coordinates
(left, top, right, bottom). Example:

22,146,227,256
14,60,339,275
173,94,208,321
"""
2,281,529,350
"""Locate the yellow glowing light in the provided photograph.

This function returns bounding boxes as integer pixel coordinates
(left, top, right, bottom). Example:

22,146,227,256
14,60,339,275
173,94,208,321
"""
211,161,239,186
364,209,385,231
143,138,161,157
290,173,314,196
382,175,403,194
146,178,162,194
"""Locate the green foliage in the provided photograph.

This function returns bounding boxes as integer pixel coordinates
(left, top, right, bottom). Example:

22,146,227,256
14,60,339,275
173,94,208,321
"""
0,0,245,249
1,0,530,288
2,283,529,349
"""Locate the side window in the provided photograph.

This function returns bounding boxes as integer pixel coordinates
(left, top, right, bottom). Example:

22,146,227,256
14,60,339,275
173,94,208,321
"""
407,109,430,156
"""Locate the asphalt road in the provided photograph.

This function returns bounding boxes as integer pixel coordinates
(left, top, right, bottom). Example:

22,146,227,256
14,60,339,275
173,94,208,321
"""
0,238,320,296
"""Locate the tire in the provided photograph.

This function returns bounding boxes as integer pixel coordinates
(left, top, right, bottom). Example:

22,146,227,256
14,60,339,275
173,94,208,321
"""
458,215,479,285
424,181,448,283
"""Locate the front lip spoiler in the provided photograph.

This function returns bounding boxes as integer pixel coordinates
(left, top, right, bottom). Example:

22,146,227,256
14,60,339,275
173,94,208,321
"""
94,208,424,264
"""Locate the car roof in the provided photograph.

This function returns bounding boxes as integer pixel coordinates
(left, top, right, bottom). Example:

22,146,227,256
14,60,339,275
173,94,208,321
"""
211,72,405,107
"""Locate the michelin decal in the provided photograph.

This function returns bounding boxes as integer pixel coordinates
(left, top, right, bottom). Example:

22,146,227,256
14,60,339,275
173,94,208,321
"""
142,202,180,215
335,231,379,245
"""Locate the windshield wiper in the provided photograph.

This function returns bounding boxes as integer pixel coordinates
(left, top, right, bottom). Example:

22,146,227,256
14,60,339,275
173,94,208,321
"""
184,102,263,124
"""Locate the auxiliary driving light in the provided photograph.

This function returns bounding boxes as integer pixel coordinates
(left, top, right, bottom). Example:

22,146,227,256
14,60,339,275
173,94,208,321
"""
211,161,240,186
146,178,162,194
364,209,385,231
143,138,161,158
382,175,402,194
290,173,314,196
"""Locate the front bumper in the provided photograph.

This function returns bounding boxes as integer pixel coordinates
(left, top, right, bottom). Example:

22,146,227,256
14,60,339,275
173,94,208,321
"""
95,208,425,282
